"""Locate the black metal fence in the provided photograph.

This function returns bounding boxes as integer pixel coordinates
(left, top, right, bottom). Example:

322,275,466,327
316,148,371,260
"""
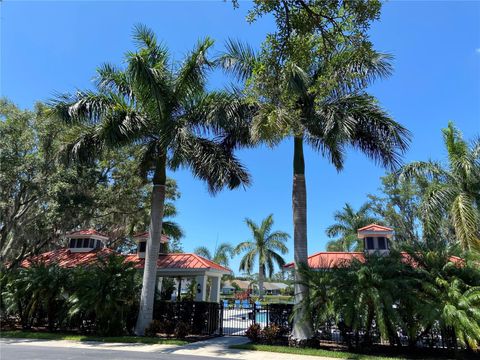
219,301,293,336
153,300,220,335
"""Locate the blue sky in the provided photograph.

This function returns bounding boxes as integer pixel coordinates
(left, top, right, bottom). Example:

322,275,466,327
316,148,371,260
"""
2,1,479,275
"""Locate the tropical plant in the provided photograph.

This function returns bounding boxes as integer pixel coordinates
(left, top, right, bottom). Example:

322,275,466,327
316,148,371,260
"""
326,203,378,251
235,214,289,298
67,254,140,336
1,262,70,330
194,242,234,267
401,122,480,251
403,244,480,350
50,25,252,334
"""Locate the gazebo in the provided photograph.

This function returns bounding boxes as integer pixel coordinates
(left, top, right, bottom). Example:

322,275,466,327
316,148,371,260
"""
20,229,231,303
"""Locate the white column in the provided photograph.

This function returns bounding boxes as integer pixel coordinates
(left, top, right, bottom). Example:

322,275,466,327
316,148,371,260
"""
156,277,163,295
210,276,221,303
195,275,208,302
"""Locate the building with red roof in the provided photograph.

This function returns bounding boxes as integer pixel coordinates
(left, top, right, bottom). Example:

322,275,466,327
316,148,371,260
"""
21,230,231,303
284,224,462,270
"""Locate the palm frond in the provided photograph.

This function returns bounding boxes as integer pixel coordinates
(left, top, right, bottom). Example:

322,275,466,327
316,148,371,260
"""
174,37,214,99
217,38,257,81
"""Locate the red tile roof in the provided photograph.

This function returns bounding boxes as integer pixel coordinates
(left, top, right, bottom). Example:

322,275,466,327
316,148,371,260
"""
21,249,231,274
124,253,231,273
284,251,463,269
20,248,115,268
357,224,393,232
133,232,169,243
284,252,365,269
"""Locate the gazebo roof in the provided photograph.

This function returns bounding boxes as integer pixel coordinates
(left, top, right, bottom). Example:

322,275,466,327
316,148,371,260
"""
284,251,463,270
124,253,231,274
20,248,231,275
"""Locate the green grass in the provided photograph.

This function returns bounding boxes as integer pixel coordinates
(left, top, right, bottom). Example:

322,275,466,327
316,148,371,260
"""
0,330,188,345
230,344,408,360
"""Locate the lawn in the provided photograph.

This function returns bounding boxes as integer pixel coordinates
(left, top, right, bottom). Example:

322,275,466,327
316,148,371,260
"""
0,330,188,345
230,344,409,360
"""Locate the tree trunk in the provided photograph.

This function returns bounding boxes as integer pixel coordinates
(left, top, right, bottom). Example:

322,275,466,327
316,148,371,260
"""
134,157,166,335
291,136,314,342
258,264,264,300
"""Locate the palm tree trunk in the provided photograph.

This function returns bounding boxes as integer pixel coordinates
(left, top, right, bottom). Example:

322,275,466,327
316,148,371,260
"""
291,136,314,343
134,156,167,335
258,264,264,300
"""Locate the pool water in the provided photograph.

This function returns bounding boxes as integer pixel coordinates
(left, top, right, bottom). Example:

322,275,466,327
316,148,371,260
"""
255,312,269,323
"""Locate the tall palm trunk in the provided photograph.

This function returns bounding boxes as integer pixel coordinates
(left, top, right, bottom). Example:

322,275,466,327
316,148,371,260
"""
291,136,314,342
135,156,166,335
258,264,264,300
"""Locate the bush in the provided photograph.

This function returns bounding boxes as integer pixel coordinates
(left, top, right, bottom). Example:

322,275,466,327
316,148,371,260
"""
162,319,175,337
174,321,190,339
261,324,288,345
145,320,162,337
245,323,261,342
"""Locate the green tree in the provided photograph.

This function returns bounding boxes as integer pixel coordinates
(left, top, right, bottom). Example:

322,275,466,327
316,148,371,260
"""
326,203,378,251
235,214,289,298
51,25,251,335
221,1,410,341
194,242,234,267
367,173,422,245
401,122,480,251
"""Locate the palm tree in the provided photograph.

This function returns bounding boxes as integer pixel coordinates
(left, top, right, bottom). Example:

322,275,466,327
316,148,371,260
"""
51,25,252,335
234,214,289,299
401,122,480,251
194,242,234,267
326,203,379,251
219,41,410,340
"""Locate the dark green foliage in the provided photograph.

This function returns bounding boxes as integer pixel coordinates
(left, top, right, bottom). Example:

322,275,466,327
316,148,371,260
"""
299,246,480,350
1,254,141,336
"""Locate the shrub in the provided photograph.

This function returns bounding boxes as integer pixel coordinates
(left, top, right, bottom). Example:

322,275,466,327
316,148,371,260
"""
162,319,175,337
261,324,288,345
174,321,190,339
245,323,261,343
145,320,162,337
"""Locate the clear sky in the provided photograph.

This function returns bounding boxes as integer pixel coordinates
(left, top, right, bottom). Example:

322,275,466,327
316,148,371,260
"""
1,0,479,275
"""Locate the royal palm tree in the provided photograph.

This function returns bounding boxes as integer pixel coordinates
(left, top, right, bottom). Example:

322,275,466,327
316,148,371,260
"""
401,122,480,251
194,242,234,267
326,203,379,251
51,25,252,335
234,214,289,298
219,41,410,340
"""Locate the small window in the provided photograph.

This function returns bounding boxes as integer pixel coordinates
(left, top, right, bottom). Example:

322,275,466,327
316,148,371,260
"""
69,238,76,248
366,237,374,250
82,238,90,248
89,238,94,248
139,241,146,252
159,243,167,254
75,239,82,248
378,237,386,250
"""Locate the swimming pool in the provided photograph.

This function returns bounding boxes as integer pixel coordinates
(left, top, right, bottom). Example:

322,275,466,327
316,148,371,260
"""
255,311,269,323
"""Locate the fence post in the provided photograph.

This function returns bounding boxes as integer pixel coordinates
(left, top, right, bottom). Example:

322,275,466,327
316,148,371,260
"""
219,301,224,336
253,301,256,325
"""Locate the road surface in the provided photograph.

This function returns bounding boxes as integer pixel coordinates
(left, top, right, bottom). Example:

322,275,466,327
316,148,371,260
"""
0,342,227,360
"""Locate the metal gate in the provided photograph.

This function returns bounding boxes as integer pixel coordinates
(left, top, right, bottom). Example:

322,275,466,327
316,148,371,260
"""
219,301,293,336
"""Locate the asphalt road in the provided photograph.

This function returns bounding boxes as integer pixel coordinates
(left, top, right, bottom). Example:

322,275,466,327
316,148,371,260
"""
0,343,228,360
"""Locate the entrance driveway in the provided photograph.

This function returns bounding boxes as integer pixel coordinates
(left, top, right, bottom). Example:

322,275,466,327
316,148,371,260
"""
0,337,337,360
